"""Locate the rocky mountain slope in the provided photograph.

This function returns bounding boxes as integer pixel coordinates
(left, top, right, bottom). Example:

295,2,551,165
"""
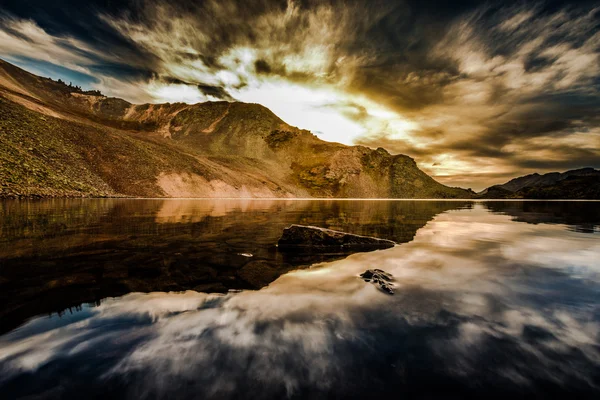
0,58,472,198
479,168,600,199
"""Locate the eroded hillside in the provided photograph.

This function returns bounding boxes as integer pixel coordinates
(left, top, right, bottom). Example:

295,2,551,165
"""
0,59,473,199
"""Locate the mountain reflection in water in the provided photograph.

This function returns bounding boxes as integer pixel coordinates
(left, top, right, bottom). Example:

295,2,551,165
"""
1,200,599,399
0,199,470,333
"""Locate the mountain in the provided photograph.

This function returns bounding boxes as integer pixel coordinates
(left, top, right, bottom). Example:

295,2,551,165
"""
479,168,600,199
0,58,472,198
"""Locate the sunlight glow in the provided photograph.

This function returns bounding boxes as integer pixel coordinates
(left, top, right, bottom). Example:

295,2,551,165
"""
233,80,366,144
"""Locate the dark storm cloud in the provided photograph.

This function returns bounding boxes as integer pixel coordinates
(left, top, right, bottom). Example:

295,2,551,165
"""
197,84,234,100
356,2,599,188
0,0,158,67
160,76,234,100
254,59,272,74
89,63,156,81
0,0,598,189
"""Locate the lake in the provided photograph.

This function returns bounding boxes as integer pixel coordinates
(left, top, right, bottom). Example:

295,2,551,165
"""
1,199,599,398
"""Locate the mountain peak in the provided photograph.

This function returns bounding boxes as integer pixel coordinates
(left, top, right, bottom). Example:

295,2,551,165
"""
0,58,471,199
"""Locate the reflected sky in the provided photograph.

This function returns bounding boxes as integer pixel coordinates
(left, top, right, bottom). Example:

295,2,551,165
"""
1,202,599,398
0,199,472,333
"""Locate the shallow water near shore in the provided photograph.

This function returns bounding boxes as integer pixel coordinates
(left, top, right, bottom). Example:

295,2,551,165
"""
1,199,599,398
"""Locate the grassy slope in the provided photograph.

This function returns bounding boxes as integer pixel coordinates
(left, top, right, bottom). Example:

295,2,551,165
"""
0,97,211,197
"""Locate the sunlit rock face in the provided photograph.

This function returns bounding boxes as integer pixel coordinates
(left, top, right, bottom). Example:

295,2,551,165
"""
0,59,472,199
0,201,599,398
0,70,473,201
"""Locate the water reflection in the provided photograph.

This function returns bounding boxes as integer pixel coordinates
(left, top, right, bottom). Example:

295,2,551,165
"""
0,201,599,398
484,200,600,233
0,199,470,333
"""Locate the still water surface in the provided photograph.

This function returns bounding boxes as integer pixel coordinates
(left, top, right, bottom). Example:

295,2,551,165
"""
1,199,599,398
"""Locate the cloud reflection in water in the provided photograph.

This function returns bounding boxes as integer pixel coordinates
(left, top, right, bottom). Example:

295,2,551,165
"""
1,204,599,398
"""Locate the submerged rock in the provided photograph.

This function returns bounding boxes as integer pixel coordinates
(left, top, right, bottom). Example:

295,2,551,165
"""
360,269,395,295
277,225,396,249
237,260,283,289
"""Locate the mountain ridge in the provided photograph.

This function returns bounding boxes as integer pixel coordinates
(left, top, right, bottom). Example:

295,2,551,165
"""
478,168,600,199
0,58,473,199
1,59,598,199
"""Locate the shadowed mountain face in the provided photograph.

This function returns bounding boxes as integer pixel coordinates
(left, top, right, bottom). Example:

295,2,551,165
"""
479,168,600,199
0,59,472,199
0,199,471,334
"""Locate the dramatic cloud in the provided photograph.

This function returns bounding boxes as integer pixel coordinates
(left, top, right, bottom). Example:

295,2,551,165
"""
0,0,598,189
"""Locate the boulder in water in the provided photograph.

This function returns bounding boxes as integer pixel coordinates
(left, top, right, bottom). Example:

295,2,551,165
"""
360,269,394,295
277,225,395,249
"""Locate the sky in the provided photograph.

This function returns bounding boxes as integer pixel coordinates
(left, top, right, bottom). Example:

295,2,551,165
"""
0,0,599,190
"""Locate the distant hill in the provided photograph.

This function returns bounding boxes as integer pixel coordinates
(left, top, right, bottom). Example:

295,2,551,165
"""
0,58,473,199
479,168,600,199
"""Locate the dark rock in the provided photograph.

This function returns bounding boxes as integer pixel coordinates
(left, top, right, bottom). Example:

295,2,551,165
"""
277,225,395,249
360,269,394,295
193,283,228,294
237,260,282,289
